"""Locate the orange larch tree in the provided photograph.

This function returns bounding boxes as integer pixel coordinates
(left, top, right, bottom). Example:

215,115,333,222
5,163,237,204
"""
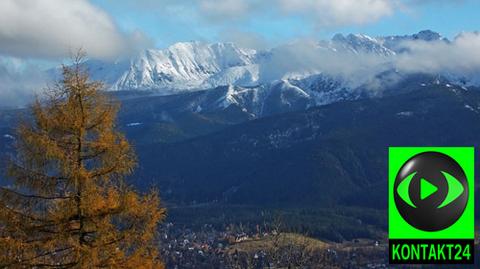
0,54,165,268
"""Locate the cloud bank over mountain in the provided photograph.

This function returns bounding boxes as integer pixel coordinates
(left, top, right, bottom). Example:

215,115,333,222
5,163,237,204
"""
259,31,480,87
396,32,480,77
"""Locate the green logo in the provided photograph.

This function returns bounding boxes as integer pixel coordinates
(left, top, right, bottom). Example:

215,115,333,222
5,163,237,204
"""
389,147,474,264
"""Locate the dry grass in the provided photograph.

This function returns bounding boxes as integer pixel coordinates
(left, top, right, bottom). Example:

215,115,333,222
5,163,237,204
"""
229,233,329,253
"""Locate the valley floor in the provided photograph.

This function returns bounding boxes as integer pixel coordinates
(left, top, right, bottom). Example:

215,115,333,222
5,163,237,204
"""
158,205,480,268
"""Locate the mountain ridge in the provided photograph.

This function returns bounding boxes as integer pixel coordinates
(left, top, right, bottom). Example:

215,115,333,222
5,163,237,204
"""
131,80,480,208
84,30,452,95
3,76,480,212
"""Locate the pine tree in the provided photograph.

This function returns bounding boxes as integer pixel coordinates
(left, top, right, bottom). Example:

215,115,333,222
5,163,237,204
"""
0,53,165,268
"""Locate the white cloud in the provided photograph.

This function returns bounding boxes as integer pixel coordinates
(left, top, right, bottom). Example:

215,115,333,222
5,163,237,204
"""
0,0,152,60
199,0,251,20
257,31,480,89
396,32,480,76
278,0,395,27
0,0,154,107
135,0,396,27
258,39,392,87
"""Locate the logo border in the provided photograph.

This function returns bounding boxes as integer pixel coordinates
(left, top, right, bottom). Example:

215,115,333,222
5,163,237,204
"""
389,147,474,240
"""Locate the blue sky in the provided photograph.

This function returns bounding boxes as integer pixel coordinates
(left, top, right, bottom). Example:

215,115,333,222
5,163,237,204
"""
90,0,480,48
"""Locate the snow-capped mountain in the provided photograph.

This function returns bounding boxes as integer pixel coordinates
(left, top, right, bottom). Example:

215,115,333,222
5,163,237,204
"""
84,29,480,117
87,30,452,95
379,30,447,53
88,42,259,92
331,33,396,56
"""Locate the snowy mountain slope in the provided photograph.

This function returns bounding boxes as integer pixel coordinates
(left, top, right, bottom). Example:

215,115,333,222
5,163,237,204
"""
87,42,259,92
331,33,396,56
114,73,378,120
188,77,349,118
134,81,480,206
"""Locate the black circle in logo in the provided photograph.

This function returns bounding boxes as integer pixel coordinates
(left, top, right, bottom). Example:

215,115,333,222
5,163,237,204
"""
394,151,468,231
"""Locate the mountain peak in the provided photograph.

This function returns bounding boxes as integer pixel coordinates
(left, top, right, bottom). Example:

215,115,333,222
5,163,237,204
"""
382,30,443,42
412,30,442,41
379,30,447,53
333,33,380,43
331,33,394,56
95,40,259,92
